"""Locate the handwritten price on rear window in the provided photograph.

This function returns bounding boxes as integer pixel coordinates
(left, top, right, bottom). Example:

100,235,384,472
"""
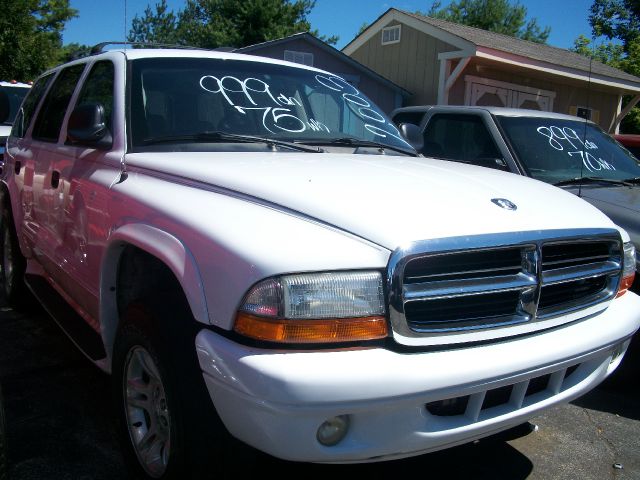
536,125,616,172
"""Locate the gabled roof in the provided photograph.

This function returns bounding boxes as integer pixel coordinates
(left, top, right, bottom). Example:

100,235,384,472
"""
408,12,639,84
343,8,640,92
236,32,410,96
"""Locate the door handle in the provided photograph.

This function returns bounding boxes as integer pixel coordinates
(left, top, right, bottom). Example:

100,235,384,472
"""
51,170,60,188
14,160,21,175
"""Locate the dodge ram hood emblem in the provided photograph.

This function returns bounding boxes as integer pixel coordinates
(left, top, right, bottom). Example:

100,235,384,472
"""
491,198,517,211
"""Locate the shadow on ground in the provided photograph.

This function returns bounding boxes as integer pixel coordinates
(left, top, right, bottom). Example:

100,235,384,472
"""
2,290,638,480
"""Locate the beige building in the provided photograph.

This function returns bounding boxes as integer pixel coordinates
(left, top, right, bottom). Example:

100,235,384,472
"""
343,8,640,133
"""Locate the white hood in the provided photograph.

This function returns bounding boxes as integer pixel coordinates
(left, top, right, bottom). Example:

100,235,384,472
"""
126,151,621,250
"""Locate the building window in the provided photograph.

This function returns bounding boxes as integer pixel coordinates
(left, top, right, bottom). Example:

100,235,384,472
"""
382,25,401,45
284,50,314,67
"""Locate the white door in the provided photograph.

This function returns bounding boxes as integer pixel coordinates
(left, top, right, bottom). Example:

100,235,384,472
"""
470,83,509,107
512,91,551,111
465,75,555,112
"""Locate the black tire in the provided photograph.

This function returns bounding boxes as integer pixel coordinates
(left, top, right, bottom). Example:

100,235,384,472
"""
112,294,232,479
0,383,7,480
0,207,28,307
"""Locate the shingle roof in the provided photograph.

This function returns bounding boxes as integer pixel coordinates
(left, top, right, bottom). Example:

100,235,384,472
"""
405,10,640,85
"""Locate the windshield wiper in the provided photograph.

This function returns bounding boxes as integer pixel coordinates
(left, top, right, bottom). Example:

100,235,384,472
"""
621,177,640,185
553,176,635,187
302,137,417,156
142,131,323,153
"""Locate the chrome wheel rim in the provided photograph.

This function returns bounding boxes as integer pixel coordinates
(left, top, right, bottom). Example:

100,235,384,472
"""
124,346,171,478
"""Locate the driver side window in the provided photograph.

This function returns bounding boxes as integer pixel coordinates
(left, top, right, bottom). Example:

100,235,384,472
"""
74,61,114,131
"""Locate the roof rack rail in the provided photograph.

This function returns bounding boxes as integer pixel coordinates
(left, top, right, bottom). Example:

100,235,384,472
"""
90,41,210,54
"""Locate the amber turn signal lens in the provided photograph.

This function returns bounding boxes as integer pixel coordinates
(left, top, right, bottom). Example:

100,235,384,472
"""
616,273,635,298
234,312,388,343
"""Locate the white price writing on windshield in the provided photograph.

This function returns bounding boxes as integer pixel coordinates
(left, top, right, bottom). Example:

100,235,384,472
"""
315,74,410,146
536,124,614,173
536,126,597,151
200,74,330,134
567,151,615,172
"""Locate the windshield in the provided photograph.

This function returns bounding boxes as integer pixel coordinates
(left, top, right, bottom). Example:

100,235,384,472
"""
0,85,30,125
496,116,640,184
129,57,413,154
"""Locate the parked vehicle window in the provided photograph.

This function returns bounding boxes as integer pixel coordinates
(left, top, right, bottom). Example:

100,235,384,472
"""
422,114,503,168
32,64,86,142
0,84,30,126
74,61,114,131
11,74,54,138
497,116,640,184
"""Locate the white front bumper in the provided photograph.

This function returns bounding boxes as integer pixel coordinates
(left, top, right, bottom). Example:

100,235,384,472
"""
195,292,640,463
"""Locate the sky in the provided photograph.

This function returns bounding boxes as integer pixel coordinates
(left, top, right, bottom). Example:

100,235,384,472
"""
61,0,599,52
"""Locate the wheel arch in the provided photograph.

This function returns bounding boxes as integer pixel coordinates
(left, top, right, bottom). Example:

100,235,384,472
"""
100,223,209,370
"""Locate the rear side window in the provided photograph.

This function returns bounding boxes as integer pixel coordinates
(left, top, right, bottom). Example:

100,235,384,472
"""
74,61,114,132
11,74,54,138
422,114,504,169
32,64,85,142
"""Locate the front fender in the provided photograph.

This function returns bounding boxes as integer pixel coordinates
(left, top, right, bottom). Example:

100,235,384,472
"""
99,223,208,369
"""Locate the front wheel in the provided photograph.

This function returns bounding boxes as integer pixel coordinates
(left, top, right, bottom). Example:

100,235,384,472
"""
112,300,232,479
0,208,27,307
123,341,172,477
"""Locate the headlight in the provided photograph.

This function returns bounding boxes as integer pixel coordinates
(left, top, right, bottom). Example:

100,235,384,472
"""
617,242,636,297
234,271,388,343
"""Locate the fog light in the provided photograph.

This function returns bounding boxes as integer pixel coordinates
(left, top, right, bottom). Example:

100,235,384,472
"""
316,415,350,446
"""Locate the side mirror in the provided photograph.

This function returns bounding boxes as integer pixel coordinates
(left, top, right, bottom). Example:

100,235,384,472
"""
399,122,423,152
474,157,511,171
0,91,9,124
67,102,112,149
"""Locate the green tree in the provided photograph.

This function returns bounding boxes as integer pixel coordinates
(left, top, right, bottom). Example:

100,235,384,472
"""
589,0,639,53
0,0,78,81
572,0,640,133
56,42,92,63
423,0,550,43
128,0,337,49
357,22,369,36
129,0,180,45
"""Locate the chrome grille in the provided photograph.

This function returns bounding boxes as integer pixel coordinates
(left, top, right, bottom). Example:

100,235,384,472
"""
388,229,622,339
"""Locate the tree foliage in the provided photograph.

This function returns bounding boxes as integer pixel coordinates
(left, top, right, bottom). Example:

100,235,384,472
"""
589,0,639,53
572,0,640,133
129,0,180,45
56,42,92,64
423,0,550,44
128,0,337,49
0,0,78,81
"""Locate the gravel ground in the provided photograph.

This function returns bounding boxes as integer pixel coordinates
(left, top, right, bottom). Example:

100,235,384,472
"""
1,295,638,480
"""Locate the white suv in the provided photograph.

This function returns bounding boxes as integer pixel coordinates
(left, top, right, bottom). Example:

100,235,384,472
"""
1,45,639,479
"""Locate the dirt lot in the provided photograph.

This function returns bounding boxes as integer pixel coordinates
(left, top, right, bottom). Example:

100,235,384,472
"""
1,296,639,480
